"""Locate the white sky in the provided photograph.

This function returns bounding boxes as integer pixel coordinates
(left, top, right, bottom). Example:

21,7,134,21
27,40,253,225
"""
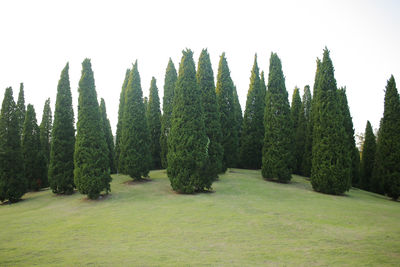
1,0,399,136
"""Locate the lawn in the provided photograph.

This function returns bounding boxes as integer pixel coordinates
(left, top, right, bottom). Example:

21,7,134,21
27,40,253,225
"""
0,169,399,266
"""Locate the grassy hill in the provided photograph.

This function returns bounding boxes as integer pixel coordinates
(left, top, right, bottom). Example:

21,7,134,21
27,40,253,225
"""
1,169,399,266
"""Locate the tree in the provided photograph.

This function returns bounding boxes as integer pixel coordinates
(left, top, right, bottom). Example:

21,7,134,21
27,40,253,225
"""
119,61,151,179
291,86,303,174
74,59,111,199
233,85,243,167
22,104,47,191
147,77,162,169
39,98,52,187
360,121,376,191
115,69,130,172
197,49,224,179
48,63,75,195
311,48,351,195
240,55,265,169
100,98,116,174
160,59,177,169
262,53,293,182
216,53,239,169
167,49,210,193
16,83,26,135
0,87,26,202
372,76,400,200
299,85,311,176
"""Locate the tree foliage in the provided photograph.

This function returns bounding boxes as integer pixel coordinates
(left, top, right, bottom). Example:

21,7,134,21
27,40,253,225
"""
147,77,162,169
360,121,376,191
39,98,52,187
100,98,116,174
291,86,303,174
16,83,26,135
299,85,312,175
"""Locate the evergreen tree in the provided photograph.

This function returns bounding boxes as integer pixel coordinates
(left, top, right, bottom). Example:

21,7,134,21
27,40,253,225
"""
291,86,303,174
119,61,151,179
167,49,210,193
16,83,26,135
74,59,111,199
197,49,224,179
216,53,239,169
372,76,400,200
147,77,162,169
311,48,351,195
144,96,149,116
48,63,75,195
371,119,385,194
360,121,376,191
299,85,311,176
160,59,177,169
0,87,26,202
39,98,52,187
233,85,243,167
22,104,47,191
262,53,293,182
240,55,265,169
100,98,116,174
115,69,130,172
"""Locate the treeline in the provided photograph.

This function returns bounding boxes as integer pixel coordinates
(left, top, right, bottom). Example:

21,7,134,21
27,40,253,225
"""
0,48,399,202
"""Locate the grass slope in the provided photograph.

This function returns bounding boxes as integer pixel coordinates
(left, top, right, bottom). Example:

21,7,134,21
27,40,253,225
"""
0,169,399,266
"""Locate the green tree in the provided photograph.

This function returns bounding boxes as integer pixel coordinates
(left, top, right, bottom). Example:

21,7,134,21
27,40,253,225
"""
372,76,400,200
160,59,177,169
262,53,293,182
216,53,239,169
311,48,351,195
291,86,303,174
299,85,312,176
115,69,130,172
147,77,162,169
100,98,116,174
0,87,26,202
240,55,265,169
74,59,111,199
360,121,376,191
22,104,47,191
233,85,243,167
17,83,26,135
167,49,210,193
48,63,75,195
197,49,224,179
39,98,52,187
119,61,151,179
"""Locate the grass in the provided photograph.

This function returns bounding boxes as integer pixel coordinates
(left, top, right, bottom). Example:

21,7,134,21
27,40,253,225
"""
0,169,399,266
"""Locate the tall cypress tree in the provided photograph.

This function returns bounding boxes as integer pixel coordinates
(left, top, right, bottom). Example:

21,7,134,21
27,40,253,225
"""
291,87,303,174
115,69,130,172
17,83,26,135
22,104,47,191
100,98,116,174
262,53,293,182
240,55,265,169
119,61,151,179
48,63,75,195
0,87,26,202
360,121,376,191
147,77,162,169
233,85,243,167
160,59,177,169
74,59,111,199
39,98,52,187
216,53,239,169
197,49,224,179
372,76,400,200
300,85,312,176
168,49,210,193
311,48,351,195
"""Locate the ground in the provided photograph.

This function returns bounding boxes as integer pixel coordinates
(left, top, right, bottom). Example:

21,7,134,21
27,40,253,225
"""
0,169,399,266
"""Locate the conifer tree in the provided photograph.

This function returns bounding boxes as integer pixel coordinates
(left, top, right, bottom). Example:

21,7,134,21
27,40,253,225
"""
291,87,303,174
233,85,243,167
100,98,116,174
371,119,385,194
372,76,400,200
115,69,130,172
17,83,26,135
262,53,293,182
39,98,52,187
216,53,239,169
160,59,177,169
147,77,162,169
311,48,351,195
167,49,210,193
0,87,26,202
360,121,376,191
240,55,265,169
119,61,151,179
144,97,149,116
48,63,75,194
74,59,111,199
299,85,311,175
22,104,47,191
197,49,224,179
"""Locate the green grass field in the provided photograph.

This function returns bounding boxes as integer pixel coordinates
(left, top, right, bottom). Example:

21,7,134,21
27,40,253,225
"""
1,169,399,266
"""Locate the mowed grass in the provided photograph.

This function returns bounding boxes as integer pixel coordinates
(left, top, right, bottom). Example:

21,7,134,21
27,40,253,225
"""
0,169,399,266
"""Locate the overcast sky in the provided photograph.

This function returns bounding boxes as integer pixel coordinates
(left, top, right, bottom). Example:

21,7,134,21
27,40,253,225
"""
1,0,399,136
